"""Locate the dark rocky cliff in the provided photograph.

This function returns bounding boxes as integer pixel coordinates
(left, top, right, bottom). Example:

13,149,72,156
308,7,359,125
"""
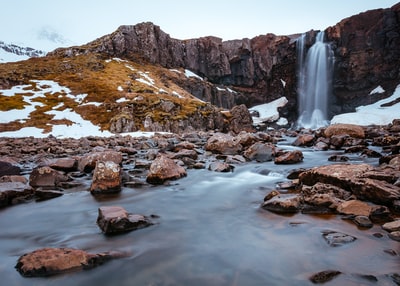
52,3,400,125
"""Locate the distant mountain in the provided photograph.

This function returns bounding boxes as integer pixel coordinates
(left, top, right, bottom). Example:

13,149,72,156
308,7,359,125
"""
0,41,46,63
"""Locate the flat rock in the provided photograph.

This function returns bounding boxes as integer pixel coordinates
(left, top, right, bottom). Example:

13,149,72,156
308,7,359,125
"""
29,166,69,189
208,161,234,172
322,230,357,247
97,206,153,234
15,247,119,277
309,270,341,283
243,142,275,162
382,220,400,232
337,200,372,216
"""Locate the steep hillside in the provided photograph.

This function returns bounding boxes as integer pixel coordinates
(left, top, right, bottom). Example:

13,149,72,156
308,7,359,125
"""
0,52,253,135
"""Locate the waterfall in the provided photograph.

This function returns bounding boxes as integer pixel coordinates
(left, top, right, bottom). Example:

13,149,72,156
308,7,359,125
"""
296,31,334,129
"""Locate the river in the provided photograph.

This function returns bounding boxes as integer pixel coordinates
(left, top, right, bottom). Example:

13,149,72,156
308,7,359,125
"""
0,141,399,285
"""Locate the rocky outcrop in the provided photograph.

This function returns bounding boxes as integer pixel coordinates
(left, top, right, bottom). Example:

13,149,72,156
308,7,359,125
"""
32,3,400,127
326,3,400,114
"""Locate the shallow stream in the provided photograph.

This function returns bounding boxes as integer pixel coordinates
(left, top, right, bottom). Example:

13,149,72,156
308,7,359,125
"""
0,143,399,285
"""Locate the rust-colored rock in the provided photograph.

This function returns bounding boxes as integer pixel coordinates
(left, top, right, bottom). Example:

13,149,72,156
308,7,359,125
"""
274,150,303,164
146,154,187,184
324,124,365,139
90,161,122,194
78,151,123,173
15,247,118,277
29,166,69,188
205,133,243,155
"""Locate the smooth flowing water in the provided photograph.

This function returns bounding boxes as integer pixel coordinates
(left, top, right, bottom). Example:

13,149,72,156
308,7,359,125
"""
297,32,334,129
0,144,399,285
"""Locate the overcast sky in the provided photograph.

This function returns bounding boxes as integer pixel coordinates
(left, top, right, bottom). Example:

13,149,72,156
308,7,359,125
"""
2,0,399,50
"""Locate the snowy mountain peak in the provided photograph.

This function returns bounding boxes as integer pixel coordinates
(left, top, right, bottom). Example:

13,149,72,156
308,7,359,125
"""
0,41,46,63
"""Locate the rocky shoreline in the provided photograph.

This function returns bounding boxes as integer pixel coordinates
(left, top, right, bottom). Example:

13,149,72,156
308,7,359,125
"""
1,121,400,282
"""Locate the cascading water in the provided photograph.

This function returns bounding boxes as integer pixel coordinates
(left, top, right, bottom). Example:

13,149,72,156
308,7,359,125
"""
296,31,334,129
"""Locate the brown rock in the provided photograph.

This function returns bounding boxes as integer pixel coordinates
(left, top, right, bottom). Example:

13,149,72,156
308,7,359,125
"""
0,181,34,207
243,142,275,162
78,151,123,173
261,194,300,213
48,158,77,172
382,220,400,232
15,247,118,277
208,161,234,172
228,104,254,134
351,178,400,205
90,161,122,194
97,206,153,234
299,163,373,189
0,160,20,176
29,166,69,188
324,124,365,139
337,200,372,216
205,133,243,155
146,154,187,184
292,134,314,147
274,150,303,164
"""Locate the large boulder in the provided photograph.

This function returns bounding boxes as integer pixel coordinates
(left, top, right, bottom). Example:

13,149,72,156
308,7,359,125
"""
97,206,153,234
146,154,187,184
324,124,365,139
15,247,120,277
90,161,122,194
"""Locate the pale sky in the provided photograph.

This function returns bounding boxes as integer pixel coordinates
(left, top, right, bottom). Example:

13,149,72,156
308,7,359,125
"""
2,0,399,50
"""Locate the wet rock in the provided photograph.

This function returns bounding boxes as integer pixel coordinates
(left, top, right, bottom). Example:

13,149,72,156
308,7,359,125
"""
370,205,392,223
15,247,119,277
301,183,351,211
48,158,77,172
353,216,373,228
337,200,372,216
169,149,198,160
382,220,400,232
35,188,64,201
388,231,400,241
324,123,365,139
274,150,303,164
321,230,357,247
29,166,69,189
243,142,275,162
0,160,21,176
97,206,153,234
204,133,242,155
78,151,123,173
292,134,314,147
328,155,349,162
261,194,300,213
225,155,247,164
299,163,373,190
146,154,187,184
90,161,122,194
208,161,234,172
351,178,400,205
0,181,34,207
314,141,329,151
0,175,28,184
309,270,341,284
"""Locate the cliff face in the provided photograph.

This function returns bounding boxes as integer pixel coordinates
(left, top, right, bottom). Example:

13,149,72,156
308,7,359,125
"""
326,3,400,114
50,3,400,124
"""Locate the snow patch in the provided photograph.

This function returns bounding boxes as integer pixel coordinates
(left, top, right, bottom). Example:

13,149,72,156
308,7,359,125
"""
185,69,203,81
369,85,385,95
249,97,288,126
331,84,400,126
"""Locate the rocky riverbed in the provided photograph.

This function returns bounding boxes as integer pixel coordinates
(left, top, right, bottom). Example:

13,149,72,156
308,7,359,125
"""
1,122,400,285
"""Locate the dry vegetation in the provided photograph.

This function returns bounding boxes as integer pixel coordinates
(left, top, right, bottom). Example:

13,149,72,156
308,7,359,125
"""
0,52,207,132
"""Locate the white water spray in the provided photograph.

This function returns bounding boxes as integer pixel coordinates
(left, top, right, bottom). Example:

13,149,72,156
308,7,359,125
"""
297,32,334,129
